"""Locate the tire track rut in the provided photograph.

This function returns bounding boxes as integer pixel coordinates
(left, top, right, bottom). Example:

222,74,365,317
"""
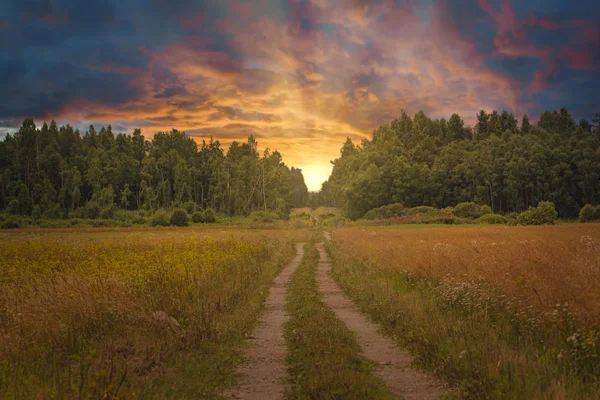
316,237,446,400
227,243,305,400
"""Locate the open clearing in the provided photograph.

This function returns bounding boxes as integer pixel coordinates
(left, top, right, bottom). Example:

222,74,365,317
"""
1,222,599,398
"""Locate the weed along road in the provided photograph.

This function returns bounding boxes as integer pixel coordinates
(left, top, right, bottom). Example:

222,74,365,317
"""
227,243,306,400
316,238,446,400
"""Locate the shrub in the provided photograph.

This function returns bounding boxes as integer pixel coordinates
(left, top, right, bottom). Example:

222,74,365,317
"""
150,209,171,227
169,209,188,226
6,199,20,215
43,204,62,219
203,208,217,223
516,201,557,225
479,205,493,216
91,219,111,228
192,211,204,223
407,206,438,216
84,201,101,219
322,216,350,227
250,211,279,223
276,198,290,220
99,206,116,220
475,213,508,224
594,205,600,221
364,203,405,220
183,201,196,214
31,205,42,219
440,207,454,216
453,202,481,219
1,218,20,229
579,204,596,222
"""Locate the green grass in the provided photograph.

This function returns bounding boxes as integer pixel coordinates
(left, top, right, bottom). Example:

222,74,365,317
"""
325,241,600,399
284,242,395,400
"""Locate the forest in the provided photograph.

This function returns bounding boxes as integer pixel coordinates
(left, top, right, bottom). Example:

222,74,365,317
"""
320,108,600,219
0,119,308,220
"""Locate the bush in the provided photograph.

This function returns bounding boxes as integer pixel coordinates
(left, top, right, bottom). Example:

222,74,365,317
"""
479,205,493,216
6,199,20,215
150,209,171,227
31,205,42,219
91,219,111,228
580,204,597,222
276,198,290,220
475,213,508,224
203,207,217,223
43,204,62,219
364,203,405,220
595,205,600,221
322,216,349,227
516,201,557,225
250,211,279,223
453,202,482,219
169,209,188,226
183,201,196,214
192,211,204,223
99,206,116,220
84,201,101,219
407,206,438,216
1,218,20,229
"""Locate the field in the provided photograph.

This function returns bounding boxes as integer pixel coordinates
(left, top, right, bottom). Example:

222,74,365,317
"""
328,224,600,398
0,226,309,398
1,221,599,399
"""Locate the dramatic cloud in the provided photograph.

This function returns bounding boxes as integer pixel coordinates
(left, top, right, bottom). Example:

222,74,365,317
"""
0,0,599,189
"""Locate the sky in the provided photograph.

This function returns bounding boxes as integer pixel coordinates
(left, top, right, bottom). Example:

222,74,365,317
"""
0,0,599,190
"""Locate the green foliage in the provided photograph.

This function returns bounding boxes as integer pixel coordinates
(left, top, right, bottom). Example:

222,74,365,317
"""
1,120,309,220
0,218,20,229
453,202,488,219
169,209,188,226
6,199,19,215
43,204,62,219
99,206,116,220
202,207,217,223
516,201,558,225
595,205,600,221
183,201,196,214
406,206,439,216
579,204,597,222
31,205,41,219
150,209,171,227
475,213,508,224
250,211,279,223
321,216,350,227
82,201,101,219
192,211,204,223
479,204,493,216
364,203,405,220
325,108,600,219
276,198,290,220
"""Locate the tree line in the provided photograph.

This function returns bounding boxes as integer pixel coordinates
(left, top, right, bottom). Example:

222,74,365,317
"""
0,119,308,219
321,108,600,219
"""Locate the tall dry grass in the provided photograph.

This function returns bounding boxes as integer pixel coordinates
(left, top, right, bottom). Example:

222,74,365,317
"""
329,224,600,398
334,224,600,325
0,229,298,398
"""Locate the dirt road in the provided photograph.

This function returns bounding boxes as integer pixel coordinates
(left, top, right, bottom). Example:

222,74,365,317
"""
316,240,446,400
227,243,305,400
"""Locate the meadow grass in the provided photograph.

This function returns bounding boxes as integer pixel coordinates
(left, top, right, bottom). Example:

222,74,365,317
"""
284,240,394,400
0,228,302,398
327,225,600,398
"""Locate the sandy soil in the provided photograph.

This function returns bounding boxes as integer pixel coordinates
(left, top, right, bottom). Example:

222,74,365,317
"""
226,243,306,400
316,240,446,400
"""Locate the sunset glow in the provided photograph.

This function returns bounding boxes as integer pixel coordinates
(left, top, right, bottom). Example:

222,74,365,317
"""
1,0,599,190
